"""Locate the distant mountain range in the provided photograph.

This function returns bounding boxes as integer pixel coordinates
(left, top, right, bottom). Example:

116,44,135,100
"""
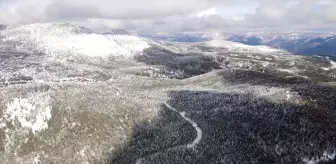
142,32,336,58
141,33,209,43
225,32,336,57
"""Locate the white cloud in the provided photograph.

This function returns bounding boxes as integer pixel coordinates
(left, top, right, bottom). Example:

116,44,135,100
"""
0,0,221,22
0,0,336,33
196,8,217,18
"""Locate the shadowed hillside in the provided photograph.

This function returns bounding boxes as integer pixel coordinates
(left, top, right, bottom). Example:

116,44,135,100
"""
108,89,336,164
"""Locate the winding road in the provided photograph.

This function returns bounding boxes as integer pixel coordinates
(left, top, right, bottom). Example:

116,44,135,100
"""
134,102,203,164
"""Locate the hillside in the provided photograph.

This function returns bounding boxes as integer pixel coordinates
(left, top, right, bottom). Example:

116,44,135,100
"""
0,23,335,164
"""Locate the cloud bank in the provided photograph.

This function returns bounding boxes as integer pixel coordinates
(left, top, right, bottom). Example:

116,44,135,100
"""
0,0,335,33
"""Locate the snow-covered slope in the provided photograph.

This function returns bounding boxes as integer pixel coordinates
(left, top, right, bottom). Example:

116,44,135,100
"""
206,39,281,53
1,23,150,58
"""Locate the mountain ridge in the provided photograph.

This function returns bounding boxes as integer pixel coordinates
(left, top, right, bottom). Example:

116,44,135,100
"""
225,32,336,56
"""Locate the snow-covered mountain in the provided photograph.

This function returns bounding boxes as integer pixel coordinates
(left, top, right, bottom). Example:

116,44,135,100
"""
0,23,336,164
1,23,150,58
0,23,291,84
225,32,336,57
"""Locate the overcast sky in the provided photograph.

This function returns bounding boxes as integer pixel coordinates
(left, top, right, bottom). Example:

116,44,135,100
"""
0,0,335,33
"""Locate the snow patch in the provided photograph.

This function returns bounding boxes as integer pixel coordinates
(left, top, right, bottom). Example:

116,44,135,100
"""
262,62,270,67
288,62,295,66
286,91,292,100
278,68,296,74
206,39,279,53
303,150,336,164
3,92,52,134
0,121,5,128
78,146,89,157
322,67,331,71
321,57,336,70
329,59,336,68
32,154,40,164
